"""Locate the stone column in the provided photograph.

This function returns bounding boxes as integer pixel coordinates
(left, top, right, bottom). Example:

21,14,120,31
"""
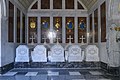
62,16,66,43
75,17,78,43
75,0,77,10
38,0,41,9
87,16,89,44
37,17,41,43
62,0,65,43
2,0,6,17
75,0,78,44
62,0,65,9
50,0,53,10
98,6,101,61
98,6,101,44
50,16,53,43
14,6,17,43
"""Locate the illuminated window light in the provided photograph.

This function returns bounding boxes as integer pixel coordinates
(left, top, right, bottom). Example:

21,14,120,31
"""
47,31,56,39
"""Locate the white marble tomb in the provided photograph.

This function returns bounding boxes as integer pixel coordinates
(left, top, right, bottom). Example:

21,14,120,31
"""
85,45,99,62
48,44,65,62
15,45,29,62
65,45,84,62
31,45,47,62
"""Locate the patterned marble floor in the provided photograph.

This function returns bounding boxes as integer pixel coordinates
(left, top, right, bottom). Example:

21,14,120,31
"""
0,69,119,80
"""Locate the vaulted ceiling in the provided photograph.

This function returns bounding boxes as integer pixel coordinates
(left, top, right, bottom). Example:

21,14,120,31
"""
81,0,97,10
18,0,33,9
18,0,97,10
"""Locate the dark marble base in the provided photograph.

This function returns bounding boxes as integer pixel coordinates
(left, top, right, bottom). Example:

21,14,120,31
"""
0,63,14,74
14,62,100,68
100,62,120,76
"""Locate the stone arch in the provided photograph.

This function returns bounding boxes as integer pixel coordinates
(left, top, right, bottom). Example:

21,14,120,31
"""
78,0,87,10
28,0,38,10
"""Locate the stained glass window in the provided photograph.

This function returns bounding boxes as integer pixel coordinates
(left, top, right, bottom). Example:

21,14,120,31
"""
94,9,98,43
101,2,106,42
17,8,20,43
66,17,74,43
41,0,50,9
28,17,37,43
22,13,25,43
53,0,62,9
78,17,87,43
41,17,50,43
78,1,84,9
53,17,62,43
65,0,74,9
89,14,93,43
31,1,38,9
8,1,14,42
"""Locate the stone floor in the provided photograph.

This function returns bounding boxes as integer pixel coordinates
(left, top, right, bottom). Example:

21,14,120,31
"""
0,69,119,80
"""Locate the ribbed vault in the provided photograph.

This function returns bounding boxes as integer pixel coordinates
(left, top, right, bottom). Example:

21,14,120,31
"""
18,0,97,10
